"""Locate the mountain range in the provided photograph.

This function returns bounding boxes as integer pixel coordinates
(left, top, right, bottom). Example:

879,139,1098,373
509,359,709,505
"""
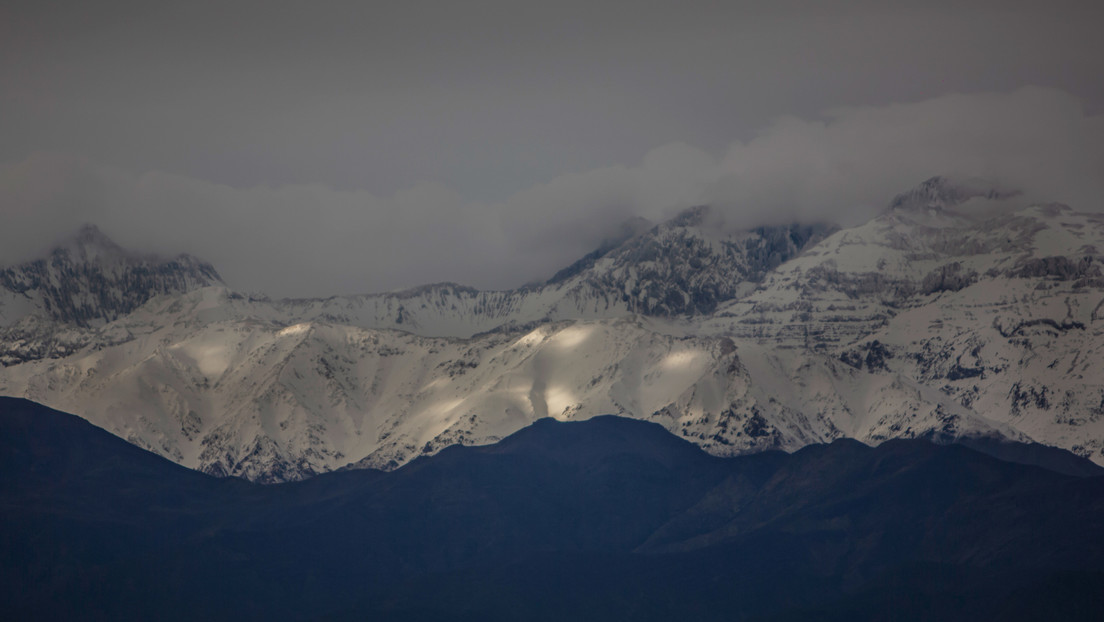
1,177,1103,482
3,397,1103,621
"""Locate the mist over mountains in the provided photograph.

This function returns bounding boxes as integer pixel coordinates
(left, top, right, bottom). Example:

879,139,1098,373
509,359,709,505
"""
2,177,1103,483
5,4,1103,618
4,87,1101,300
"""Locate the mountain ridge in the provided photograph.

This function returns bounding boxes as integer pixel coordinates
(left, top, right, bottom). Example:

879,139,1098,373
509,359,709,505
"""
0,223,222,330
2,178,1104,481
3,397,1103,621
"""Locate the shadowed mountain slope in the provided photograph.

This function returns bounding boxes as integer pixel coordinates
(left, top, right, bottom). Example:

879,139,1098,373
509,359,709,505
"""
3,397,1104,621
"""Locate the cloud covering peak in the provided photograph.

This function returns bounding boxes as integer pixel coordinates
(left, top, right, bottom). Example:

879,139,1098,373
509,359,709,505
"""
1,87,1101,298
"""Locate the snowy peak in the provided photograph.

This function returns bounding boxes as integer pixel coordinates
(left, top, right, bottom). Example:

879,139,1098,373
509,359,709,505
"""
887,175,1020,214
0,224,223,328
56,223,127,262
264,208,836,339
562,205,836,316
3,179,1104,482
665,204,712,228
545,215,654,285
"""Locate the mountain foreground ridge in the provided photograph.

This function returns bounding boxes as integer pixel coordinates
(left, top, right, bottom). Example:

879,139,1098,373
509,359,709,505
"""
3,397,1103,621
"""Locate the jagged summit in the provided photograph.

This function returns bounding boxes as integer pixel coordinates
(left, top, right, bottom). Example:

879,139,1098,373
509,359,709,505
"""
0,224,223,328
59,223,128,262
887,175,1020,213
257,209,836,340
538,203,836,317
666,204,712,228
545,215,654,285
2,180,1104,482
52,223,217,272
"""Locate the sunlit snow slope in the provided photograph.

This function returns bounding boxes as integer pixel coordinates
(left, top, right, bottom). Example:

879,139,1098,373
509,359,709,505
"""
2,177,1102,481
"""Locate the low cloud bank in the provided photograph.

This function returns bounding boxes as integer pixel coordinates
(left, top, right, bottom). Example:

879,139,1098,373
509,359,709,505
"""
1,87,1101,298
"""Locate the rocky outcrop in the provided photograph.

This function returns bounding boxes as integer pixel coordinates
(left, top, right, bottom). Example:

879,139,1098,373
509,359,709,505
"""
0,224,222,328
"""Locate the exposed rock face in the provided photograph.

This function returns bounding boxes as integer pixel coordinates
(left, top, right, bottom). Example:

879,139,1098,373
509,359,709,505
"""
256,209,834,339
560,213,835,316
0,224,222,329
2,181,1104,481
887,175,1019,212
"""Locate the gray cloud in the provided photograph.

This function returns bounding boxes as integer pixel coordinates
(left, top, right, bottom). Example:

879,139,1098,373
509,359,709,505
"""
705,88,1104,227
1,88,1101,298
3,1,1102,198
3,2,1102,296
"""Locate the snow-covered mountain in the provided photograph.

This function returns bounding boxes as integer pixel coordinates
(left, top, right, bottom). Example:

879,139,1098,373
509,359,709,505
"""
2,178,1102,481
0,224,223,365
261,211,834,338
0,224,222,329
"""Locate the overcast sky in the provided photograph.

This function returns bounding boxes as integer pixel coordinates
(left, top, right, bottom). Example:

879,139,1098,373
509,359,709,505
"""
2,0,1103,297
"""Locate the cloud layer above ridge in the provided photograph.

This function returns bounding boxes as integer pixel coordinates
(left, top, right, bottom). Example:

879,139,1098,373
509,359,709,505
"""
1,87,1101,298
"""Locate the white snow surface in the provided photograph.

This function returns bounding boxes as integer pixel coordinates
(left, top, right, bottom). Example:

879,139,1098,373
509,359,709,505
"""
2,179,1104,481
